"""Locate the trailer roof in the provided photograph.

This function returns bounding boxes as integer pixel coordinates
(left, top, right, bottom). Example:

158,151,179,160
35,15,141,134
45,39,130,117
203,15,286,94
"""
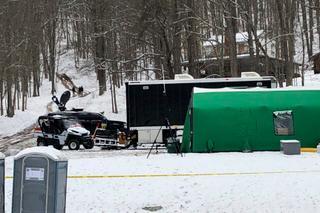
126,77,271,86
193,87,320,93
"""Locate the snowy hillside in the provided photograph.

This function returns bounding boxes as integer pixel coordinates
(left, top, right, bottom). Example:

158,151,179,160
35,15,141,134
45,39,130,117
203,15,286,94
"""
0,49,126,137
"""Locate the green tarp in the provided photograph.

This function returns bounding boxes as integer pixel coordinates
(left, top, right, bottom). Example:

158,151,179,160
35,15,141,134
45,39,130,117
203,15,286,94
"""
181,88,320,153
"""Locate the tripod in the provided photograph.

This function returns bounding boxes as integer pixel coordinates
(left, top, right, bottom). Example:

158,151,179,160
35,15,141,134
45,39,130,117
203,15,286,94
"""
146,125,163,159
147,118,183,158
165,118,183,157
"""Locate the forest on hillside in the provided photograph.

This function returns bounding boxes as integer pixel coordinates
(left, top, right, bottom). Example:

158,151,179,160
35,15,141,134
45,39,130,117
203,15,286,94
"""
0,0,319,117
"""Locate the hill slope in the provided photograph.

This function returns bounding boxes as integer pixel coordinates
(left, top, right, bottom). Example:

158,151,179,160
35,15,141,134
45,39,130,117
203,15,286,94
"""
0,49,126,138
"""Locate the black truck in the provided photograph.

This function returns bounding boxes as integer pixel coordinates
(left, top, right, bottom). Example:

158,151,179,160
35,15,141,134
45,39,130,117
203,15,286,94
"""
37,91,136,149
48,111,126,135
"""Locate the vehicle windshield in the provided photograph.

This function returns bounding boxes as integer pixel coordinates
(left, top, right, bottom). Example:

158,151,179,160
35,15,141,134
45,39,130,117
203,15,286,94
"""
62,119,82,129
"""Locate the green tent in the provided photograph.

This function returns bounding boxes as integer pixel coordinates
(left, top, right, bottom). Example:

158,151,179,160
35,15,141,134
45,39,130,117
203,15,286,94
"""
181,87,320,153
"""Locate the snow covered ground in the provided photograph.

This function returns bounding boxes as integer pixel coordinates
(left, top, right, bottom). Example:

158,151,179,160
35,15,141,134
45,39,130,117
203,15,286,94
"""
4,149,320,213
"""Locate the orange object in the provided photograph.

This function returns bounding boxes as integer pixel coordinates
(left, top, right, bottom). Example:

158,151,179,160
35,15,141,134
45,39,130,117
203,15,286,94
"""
118,132,126,144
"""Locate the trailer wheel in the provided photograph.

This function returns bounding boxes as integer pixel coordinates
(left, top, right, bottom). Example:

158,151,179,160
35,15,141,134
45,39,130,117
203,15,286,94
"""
68,140,80,150
83,140,94,149
37,137,47,146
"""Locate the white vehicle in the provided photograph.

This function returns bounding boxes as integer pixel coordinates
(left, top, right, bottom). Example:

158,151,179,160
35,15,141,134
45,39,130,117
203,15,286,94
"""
33,115,94,150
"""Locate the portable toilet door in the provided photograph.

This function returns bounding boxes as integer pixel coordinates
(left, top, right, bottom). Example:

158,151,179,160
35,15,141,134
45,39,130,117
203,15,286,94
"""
12,147,68,213
21,155,49,212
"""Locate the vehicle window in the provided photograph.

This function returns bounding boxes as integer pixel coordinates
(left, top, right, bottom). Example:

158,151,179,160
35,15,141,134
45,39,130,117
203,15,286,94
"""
40,118,51,133
273,110,294,135
63,119,81,129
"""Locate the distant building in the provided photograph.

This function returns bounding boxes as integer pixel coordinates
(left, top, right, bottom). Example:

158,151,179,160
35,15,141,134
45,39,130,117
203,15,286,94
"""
202,31,264,58
182,31,300,78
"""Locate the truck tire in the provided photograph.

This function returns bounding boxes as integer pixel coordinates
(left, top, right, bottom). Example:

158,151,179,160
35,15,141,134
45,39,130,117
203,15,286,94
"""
83,140,94,149
68,140,80,150
37,137,47,146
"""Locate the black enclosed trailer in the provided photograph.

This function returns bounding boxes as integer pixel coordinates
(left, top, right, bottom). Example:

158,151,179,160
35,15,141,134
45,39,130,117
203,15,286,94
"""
125,76,276,144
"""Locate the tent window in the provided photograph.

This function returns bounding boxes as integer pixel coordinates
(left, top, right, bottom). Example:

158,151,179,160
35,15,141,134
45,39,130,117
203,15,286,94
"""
273,110,294,135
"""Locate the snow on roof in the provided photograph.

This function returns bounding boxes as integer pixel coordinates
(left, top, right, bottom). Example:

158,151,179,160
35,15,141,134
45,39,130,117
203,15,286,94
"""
193,86,320,94
203,35,223,46
181,53,250,64
127,76,270,86
15,147,67,161
280,140,300,144
235,30,264,43
203,30,264,47
0,152,5,159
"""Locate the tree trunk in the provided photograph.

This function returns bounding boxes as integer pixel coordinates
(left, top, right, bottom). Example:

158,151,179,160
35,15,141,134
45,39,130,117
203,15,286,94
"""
6,70,14,117
301,20,305,86
112,74,118,113
316,0,320,49
47,0,57,95
287,0,296,86
308,0,313,56
301,0,311,58
172,0,182,74
91,0,107,95
153,35,162,79
224,0,238,77
96,36,107,95
186,0,199,77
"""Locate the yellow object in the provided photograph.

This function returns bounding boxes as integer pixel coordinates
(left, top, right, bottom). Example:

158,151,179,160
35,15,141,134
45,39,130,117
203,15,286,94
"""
5,169,320,180
101,123,107,129
301,148,317,152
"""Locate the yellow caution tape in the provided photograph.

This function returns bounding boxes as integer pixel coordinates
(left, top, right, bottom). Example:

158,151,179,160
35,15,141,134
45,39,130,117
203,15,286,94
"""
301,148,317,153
5,170,320,180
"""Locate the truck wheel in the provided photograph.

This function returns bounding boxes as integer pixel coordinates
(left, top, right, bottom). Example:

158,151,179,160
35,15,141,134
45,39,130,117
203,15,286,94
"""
53,144,64,150
68,140,80,150
83,141,94,149
37,137,47,146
